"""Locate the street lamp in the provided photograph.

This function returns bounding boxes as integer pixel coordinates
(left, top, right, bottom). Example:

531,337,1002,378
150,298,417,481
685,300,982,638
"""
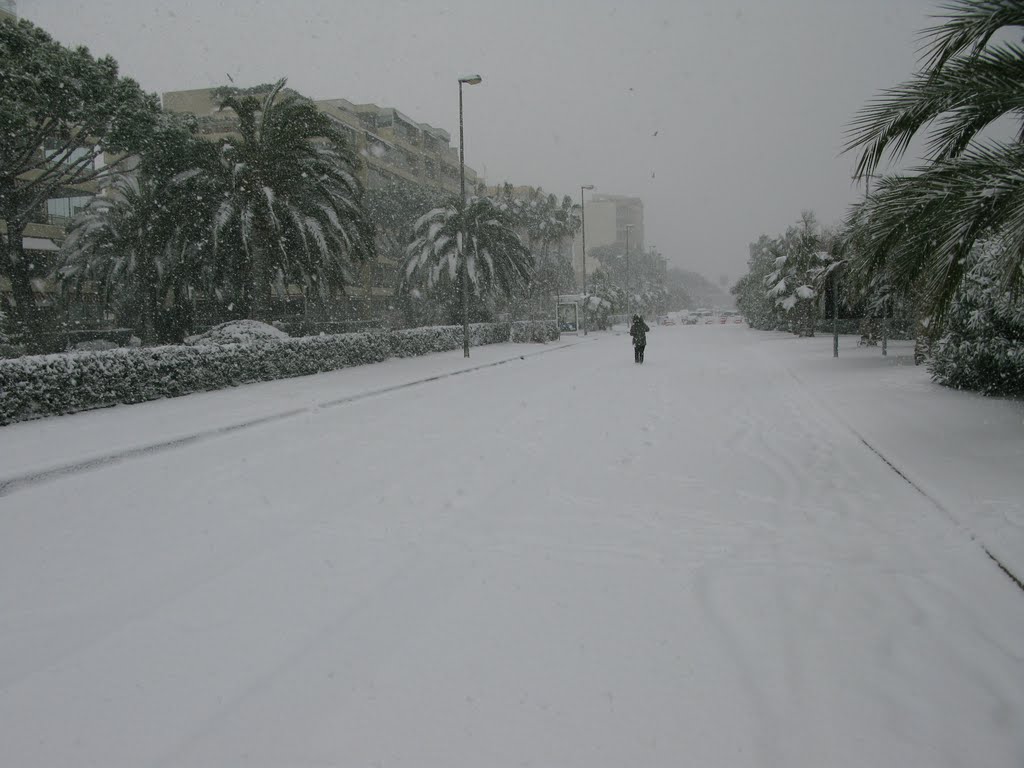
580,184,594,335
458,74,482,357
622,224,630,319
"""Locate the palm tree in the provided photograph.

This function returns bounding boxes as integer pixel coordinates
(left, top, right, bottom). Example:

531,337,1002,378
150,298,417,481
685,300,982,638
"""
553,193,582,282
403,196,533,323
208,79,375,319
60,175,179,343
844,0,1024,317
59,117,217,343
763,212,825,337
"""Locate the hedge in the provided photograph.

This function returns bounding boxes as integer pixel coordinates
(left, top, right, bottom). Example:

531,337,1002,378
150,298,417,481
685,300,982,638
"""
929,335,1024,396
0,321,560,425
510,320,560,344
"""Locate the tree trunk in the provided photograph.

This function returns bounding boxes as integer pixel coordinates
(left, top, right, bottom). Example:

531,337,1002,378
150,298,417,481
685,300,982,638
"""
252,262,273,321
250,216,279,322
138,254,160,344
140,282,158,345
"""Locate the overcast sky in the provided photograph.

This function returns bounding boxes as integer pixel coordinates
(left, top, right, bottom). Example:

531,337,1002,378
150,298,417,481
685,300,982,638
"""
20,0,937,284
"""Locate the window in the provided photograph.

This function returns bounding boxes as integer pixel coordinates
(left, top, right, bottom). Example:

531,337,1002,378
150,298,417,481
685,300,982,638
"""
47,195,93,226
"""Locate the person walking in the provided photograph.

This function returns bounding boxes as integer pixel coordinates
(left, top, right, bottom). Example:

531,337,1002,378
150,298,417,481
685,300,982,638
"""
629,314,650,364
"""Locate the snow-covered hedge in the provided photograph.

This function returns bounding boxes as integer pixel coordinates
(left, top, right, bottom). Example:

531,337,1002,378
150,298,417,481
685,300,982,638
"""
389,323,510,358
510,320,559,343
0,322,555,425
928,247,1024,396
185,319,290,346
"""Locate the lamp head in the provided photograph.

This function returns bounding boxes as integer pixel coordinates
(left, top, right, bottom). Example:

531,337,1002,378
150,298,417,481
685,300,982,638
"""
459,74,483,85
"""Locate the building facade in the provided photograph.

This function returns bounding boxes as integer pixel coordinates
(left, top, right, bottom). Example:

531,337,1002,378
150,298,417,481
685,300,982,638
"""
591,193,644,252
161,88,479,198
571,193,644,287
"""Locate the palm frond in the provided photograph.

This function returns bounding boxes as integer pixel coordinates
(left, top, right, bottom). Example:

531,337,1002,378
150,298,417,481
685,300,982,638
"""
402,197,532,297
846,41,1024,177
920,0,1024,70
846,0,1024,179
848,140,1024,318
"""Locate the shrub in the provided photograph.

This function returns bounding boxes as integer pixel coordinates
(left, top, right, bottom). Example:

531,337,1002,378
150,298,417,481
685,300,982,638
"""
928,244,1024,396
70,339,120,352
185,319,290,346
0,322,548,425
510,320,559,343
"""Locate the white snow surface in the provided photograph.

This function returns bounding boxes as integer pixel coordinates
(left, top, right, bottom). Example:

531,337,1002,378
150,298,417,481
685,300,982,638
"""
184,319,289,346
2,327,1023,767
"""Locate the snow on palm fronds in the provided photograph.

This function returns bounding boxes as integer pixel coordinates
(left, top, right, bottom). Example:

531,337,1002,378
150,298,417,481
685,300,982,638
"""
206,78,375,313
760,212,829,335
58,174,192,340
762,214,821,307
846,144,1024,318
844,0,1024,318
403,197,533,298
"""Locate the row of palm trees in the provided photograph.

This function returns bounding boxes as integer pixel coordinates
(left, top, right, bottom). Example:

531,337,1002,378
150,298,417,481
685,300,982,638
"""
60,80,581,344
61,80,378,342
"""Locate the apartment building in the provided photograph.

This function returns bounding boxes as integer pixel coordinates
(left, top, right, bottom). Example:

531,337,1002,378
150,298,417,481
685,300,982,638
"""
569,193,645,287
162,87,478,197
591,193,644,252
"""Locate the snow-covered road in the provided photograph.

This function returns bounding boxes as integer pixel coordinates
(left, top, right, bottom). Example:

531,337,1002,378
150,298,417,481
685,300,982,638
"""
2,326,1023,767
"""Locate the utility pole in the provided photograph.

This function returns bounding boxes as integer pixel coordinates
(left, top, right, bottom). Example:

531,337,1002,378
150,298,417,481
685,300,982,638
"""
833,267,839,358
624,223,633,320
457,74,482,357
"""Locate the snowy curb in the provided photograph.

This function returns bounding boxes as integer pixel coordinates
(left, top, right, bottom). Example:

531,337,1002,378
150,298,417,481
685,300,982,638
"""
786,365,1024,594
0,338,579,498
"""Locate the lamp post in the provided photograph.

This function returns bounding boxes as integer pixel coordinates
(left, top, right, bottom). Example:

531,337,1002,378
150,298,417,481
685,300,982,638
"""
580,184,594,335
833,266,840,358
622,222,630,319
458,74,482,358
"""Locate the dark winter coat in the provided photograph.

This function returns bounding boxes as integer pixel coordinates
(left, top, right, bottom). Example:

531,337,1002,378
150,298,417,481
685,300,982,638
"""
629,317,650,347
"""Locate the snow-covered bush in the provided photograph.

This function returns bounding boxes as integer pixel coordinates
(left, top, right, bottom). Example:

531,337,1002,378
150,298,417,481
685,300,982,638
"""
0,322,544,425
928,243,1024,396
184,319,290,346
388,323,509,357
70,339,120,352
510,320,559,343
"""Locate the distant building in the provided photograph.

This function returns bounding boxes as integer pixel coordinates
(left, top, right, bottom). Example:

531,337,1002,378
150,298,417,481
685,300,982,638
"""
572,193,644,286
592,193,644,252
